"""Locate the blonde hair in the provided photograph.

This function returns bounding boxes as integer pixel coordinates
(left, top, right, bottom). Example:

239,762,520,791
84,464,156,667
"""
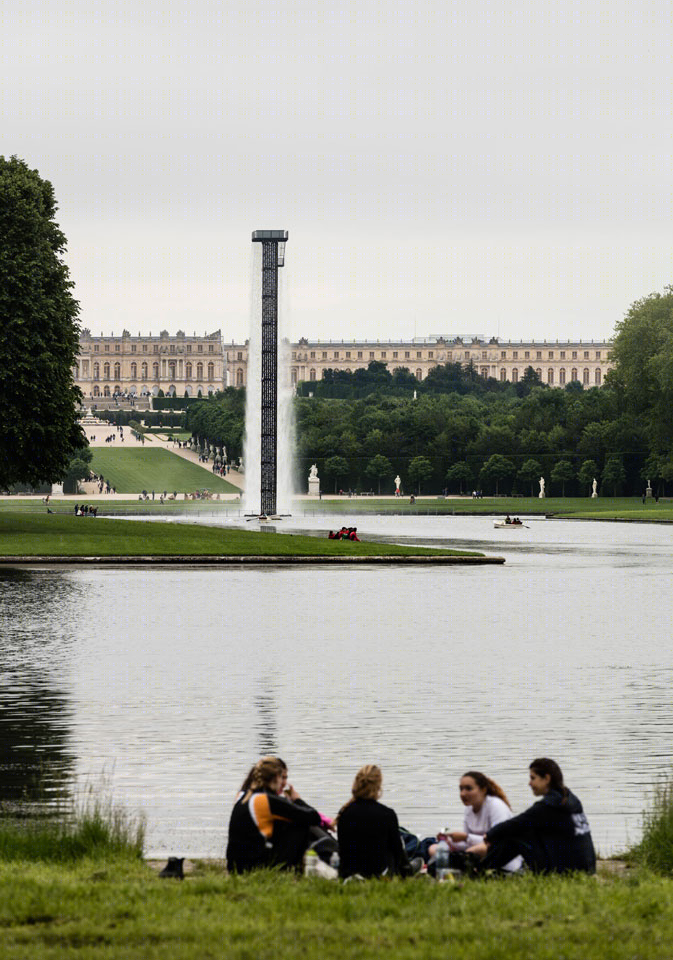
337,764,383,823
352,764,383,800
243,756,284,801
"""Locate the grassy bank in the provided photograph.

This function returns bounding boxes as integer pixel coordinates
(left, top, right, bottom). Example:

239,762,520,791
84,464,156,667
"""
88,448,238,494
0,515,481,558
0,863,672,959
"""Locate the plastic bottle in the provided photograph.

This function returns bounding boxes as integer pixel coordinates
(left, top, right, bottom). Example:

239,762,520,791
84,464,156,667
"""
329,850,340,873
436,839,450,881
303,848,319,877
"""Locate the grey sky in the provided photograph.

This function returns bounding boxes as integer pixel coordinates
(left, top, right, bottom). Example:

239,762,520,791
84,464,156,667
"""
2,0,672,343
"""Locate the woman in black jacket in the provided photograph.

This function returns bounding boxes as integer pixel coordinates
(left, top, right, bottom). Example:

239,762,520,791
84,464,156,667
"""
470,758,596,874
336,765,410,878
226,756,321,872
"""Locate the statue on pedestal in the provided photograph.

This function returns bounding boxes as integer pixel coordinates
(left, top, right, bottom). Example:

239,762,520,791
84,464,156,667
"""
395,475,402,497
645,478,653,498
592,478,598,498
308,463,320,497
538,476,545,499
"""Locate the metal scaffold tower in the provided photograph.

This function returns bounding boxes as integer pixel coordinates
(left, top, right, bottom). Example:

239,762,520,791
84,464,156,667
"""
251,230,288,517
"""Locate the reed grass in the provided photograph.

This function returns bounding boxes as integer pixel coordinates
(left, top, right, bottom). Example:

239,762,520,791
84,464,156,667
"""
629,774,673,874
0,785,145,862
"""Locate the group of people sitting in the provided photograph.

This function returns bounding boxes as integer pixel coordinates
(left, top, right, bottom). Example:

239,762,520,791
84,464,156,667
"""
327,527,361,541
504,515,523,525
73,503,98,517
226,757,596,879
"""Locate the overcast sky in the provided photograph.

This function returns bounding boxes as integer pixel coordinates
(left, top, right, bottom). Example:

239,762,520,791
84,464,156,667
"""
2,0,672,343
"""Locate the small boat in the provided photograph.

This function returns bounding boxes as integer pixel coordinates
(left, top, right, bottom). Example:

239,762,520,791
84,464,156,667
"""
493,519,528,529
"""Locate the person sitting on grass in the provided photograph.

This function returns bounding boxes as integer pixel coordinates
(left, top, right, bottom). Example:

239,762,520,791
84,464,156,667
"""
468,758,596,874
226,756,321,873
422,771,522,875
238,757,338,863
336,765,420,879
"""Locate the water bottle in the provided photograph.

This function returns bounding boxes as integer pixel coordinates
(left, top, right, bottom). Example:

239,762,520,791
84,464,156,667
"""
436,839,450,881
330,850,340,873
303,848,319,877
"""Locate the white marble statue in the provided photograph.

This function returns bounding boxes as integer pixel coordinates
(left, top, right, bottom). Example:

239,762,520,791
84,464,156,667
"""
309,463,319,480
395,475,402,495
592,477,598,498
538,476,545,499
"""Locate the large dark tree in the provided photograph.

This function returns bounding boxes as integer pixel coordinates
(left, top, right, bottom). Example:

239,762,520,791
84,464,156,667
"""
0,156,84,488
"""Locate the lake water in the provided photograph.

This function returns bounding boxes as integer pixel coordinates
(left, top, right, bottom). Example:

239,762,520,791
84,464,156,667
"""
1,515,671,857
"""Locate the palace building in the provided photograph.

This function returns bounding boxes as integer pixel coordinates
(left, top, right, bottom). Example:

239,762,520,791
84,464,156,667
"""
75,330,614,398
75,328,225,399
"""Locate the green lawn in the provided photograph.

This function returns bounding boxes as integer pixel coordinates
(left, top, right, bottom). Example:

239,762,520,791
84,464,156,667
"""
0,861,671,960
0,515,481,557
300,496,673,520
88,448,238,494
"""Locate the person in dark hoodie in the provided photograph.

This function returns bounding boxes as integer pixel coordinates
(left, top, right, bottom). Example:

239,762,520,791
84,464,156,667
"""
226,756,321,872
468,758,595,874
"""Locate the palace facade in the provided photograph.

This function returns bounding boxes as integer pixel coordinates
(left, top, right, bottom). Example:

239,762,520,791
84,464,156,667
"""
75,330,614,397
75,328,225,399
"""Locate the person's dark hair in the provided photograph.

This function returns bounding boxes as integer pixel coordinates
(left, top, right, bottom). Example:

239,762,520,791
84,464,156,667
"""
529,758,568,798
462,771,511,809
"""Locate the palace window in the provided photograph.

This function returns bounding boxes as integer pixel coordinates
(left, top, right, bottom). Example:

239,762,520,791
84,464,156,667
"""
142,362,148,379
428,351,433,359
143,345,148,353
418,351,423,359
500,368,506,381
405,351,410,359
548,351,554,359
512,368,519,382
197,363,203,379
560,351,566,359
103,363,110,379
309,369,316,381
595,368,602,385
292,352,296,360
114,362,121,379
559,368,566,384
481,366,489,378
392,351,398,359
482,351,487,360
187,345,192,353
464,351,470,359
596,351,601,360
131,344,137,353
334,351,339,359
94,344,99,353
346,351,351,359
536,351,542,360
381,351,386,359
416,369,423,380
548,368,554,384
501,351,507,359
209,345,214,353
536,368,542,379
571,367,578,381
185,363,192,378
170,345,176,354
370,352,375,359
207,363,214,381
105,344,110,352
583,368,590,384
584,351,589,359
153,362,159,379
237,352,243,360
198,345,203,353
524,351,530,359
115,344,120,352
572,351,577,359
236,369,244,386
512,350,518,359
310,351,315,359
322,352,327,359
154,345,159,353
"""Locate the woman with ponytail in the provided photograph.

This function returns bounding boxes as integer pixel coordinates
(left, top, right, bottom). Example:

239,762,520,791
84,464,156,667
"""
226,756,321,873
424,771,523,873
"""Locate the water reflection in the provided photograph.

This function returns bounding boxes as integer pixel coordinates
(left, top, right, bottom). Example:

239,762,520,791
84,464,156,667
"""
0,570,77,806
255,682,279,756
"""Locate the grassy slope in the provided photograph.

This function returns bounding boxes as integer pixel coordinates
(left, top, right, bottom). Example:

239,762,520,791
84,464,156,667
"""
0,863,672,960
88,448,238,494
0,516,480,557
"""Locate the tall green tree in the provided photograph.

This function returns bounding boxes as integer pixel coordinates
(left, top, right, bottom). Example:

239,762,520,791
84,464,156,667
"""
551,459,575,496
518,458,542,496
578,459,599,494
365,454,393,494
407,456,433,494
479,455,515,495
0,156,84,488
602,455,626,496
445,461,473,494
323,455,350,493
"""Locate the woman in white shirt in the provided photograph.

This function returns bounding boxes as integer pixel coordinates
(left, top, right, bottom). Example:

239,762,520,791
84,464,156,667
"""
425,771,523,873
